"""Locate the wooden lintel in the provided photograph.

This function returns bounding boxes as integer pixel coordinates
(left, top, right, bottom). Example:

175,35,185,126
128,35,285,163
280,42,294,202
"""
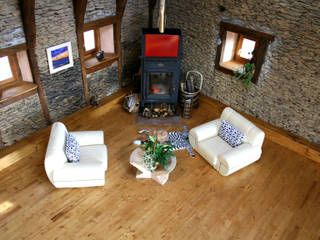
220,21,275,41
83,16,119,31
0,44,27,57
19,0,52,124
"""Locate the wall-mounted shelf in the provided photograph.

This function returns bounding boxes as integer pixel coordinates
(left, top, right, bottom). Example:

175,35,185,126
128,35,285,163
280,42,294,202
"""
0,82,38,108
84,53,119,74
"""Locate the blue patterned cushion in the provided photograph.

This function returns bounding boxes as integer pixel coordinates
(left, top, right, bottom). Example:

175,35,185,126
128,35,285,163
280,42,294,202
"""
218,120,244,147
65,133,80,163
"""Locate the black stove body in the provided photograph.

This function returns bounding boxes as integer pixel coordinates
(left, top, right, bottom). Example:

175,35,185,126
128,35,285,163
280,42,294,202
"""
140,28,182,110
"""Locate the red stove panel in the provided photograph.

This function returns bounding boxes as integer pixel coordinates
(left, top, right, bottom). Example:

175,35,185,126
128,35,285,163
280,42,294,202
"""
145,34,179,57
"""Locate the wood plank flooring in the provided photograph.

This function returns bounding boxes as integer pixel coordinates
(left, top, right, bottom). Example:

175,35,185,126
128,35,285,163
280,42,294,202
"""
1,92,320,239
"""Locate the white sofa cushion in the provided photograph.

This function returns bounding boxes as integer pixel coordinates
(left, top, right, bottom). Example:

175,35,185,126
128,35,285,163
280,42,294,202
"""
218,143,262,170
197,136,232,169
79,145,108,170
69,131,104,146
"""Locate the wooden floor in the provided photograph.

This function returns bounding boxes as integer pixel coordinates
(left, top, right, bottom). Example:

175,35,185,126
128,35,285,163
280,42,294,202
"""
1,90,320,240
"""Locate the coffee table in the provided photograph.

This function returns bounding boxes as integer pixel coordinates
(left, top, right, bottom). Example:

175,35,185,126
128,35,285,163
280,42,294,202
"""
129,147,176,185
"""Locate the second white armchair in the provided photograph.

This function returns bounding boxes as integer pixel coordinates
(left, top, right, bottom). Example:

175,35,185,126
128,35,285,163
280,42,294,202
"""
189,107,265,176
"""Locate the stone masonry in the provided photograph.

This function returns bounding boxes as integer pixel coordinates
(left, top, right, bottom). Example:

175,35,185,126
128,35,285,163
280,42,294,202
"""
0,95,47,147
0,0,149,148
83,0,148,98
0,0,25,48
0,0,45,148
166,0,320,144
35,0,86,122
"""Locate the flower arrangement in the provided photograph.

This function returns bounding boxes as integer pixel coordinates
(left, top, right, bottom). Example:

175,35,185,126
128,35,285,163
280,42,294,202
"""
141,135,174,171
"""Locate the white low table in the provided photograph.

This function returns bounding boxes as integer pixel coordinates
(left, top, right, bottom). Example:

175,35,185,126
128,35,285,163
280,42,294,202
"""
129,148,176,184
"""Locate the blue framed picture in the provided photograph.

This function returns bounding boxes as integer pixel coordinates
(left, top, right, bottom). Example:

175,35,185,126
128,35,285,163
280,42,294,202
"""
47,42,73,74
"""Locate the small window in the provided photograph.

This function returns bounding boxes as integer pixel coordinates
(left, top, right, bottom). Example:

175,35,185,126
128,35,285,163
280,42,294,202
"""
215,22,274,83
238,37,256,60
0,55,19,85
83,29,97,53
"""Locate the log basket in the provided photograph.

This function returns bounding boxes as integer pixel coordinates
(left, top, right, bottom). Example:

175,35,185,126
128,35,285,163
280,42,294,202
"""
179,70,203,108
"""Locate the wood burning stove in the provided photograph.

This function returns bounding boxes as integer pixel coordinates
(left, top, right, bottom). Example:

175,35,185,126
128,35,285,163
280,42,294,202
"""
140,28,182,115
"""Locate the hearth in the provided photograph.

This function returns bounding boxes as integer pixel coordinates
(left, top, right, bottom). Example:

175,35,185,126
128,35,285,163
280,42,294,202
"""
140,28,182,116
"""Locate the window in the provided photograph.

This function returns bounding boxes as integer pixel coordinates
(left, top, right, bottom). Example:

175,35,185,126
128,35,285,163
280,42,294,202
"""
83,29,99,55
81,23,116,74
0,55,19,85
0,45,37,108
215,22,274,83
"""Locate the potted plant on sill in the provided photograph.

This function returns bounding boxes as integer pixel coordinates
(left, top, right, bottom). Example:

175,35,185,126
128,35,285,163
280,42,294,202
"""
233,62,255,90
141,135,174,172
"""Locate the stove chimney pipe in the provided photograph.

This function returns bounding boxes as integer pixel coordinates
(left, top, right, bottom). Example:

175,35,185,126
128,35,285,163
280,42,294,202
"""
158,0,166,33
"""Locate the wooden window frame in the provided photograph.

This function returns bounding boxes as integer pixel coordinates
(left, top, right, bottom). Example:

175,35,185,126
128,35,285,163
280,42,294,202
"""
215,21,274,84
234,35,259,64
0,55,22,86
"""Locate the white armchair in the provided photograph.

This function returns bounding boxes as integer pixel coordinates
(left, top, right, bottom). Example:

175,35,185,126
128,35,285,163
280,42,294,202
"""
189,107,264,176
45,122,108,188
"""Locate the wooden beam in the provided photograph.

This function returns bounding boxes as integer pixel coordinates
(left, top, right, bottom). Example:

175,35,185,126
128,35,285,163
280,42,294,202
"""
220,21,275,41
0,44,27,57
19,0,52,124
115,0,127,88
148,0,157,28
83,16,118,31
73,0,90,104
116,0,127,20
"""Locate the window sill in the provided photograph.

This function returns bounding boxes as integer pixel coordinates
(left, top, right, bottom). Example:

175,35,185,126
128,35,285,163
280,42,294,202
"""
0,82,38,108
220,61,244,72
84,52,119,74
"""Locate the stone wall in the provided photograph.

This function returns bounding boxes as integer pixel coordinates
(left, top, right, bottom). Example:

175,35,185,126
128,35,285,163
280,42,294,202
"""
121,0,149,86
0,0,45,148
35,0,86,122
0,0,25,48
0,0,149,148
83,0,148,99
87,62,119,100
166,0,320,144
85,0,116,23
0,95,47,146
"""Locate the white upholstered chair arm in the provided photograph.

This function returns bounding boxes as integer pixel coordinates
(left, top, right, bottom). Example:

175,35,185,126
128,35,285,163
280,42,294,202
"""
218,143,262,170
189,119,222,143
69,131,104,146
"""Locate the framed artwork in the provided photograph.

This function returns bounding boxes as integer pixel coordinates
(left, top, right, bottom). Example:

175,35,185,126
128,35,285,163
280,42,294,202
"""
46,41,73,74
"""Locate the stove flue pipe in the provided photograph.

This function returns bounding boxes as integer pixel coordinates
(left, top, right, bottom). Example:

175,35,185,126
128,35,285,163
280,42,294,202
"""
158,0,166,33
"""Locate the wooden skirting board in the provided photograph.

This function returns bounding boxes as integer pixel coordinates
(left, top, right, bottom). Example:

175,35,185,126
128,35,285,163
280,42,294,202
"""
0,88,130,171
0,89,319,170
198,95,320,163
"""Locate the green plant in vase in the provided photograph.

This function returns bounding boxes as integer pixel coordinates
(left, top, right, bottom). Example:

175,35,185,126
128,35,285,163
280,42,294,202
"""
233,62,255,90
141,135,174,172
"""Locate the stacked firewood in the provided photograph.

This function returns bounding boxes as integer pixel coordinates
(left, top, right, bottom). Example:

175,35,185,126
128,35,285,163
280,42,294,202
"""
142,103,175,118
